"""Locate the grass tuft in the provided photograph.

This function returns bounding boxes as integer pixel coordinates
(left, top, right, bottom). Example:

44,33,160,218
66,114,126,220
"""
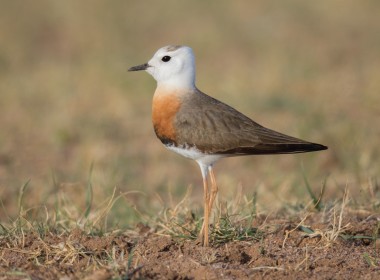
210,213,263,245
155,186,263,245
296,188,351,245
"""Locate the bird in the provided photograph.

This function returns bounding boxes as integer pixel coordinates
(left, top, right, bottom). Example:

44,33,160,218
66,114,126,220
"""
128,45,327,246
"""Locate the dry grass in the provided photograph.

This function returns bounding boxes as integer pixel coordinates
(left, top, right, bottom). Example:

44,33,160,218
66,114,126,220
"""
1,182,379,279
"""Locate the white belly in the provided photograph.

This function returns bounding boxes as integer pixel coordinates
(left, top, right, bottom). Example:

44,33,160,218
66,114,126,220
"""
165,144,224,167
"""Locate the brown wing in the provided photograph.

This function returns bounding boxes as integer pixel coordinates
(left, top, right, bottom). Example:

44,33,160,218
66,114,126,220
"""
174,89,327,155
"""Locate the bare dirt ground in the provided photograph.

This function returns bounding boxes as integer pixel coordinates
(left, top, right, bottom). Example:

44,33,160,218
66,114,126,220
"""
1,211,379,280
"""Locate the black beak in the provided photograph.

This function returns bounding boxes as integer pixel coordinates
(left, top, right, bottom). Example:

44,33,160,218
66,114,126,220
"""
128,63,150,71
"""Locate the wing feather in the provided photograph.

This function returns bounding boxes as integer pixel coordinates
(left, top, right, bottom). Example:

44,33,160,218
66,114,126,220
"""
174,89,327,155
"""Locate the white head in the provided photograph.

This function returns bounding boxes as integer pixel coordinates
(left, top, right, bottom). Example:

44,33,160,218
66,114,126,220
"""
129,45,196,90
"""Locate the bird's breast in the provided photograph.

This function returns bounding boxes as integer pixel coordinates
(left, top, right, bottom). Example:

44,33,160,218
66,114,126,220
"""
152,93,182,145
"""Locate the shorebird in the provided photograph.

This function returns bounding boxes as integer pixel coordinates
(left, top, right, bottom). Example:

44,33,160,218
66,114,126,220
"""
128,45,327,246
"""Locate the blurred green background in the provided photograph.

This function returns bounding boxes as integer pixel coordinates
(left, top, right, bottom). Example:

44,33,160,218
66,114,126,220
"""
0,1,379,221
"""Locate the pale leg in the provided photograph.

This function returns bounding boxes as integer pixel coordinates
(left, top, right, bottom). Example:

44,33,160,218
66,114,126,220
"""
201,176,210,246
199,167,218,246
208,167,218,212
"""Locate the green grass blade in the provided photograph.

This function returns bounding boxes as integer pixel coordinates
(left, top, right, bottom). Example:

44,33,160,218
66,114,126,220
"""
18,179,31,217
84,163,94,219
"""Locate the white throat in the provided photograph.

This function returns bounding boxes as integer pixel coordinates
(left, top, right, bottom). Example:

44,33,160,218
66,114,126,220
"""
156,71,196,91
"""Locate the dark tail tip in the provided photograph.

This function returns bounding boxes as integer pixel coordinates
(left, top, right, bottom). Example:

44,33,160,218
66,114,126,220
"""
308,143,328,152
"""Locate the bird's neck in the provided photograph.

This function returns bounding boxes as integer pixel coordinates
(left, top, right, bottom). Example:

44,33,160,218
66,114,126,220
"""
156,70,196,92
155,82,196,97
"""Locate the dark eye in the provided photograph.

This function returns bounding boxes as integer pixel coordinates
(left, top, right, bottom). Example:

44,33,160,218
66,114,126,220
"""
162,56,171,62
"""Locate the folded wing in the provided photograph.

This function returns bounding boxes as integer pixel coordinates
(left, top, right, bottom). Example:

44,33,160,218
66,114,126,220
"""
174,90,327,155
